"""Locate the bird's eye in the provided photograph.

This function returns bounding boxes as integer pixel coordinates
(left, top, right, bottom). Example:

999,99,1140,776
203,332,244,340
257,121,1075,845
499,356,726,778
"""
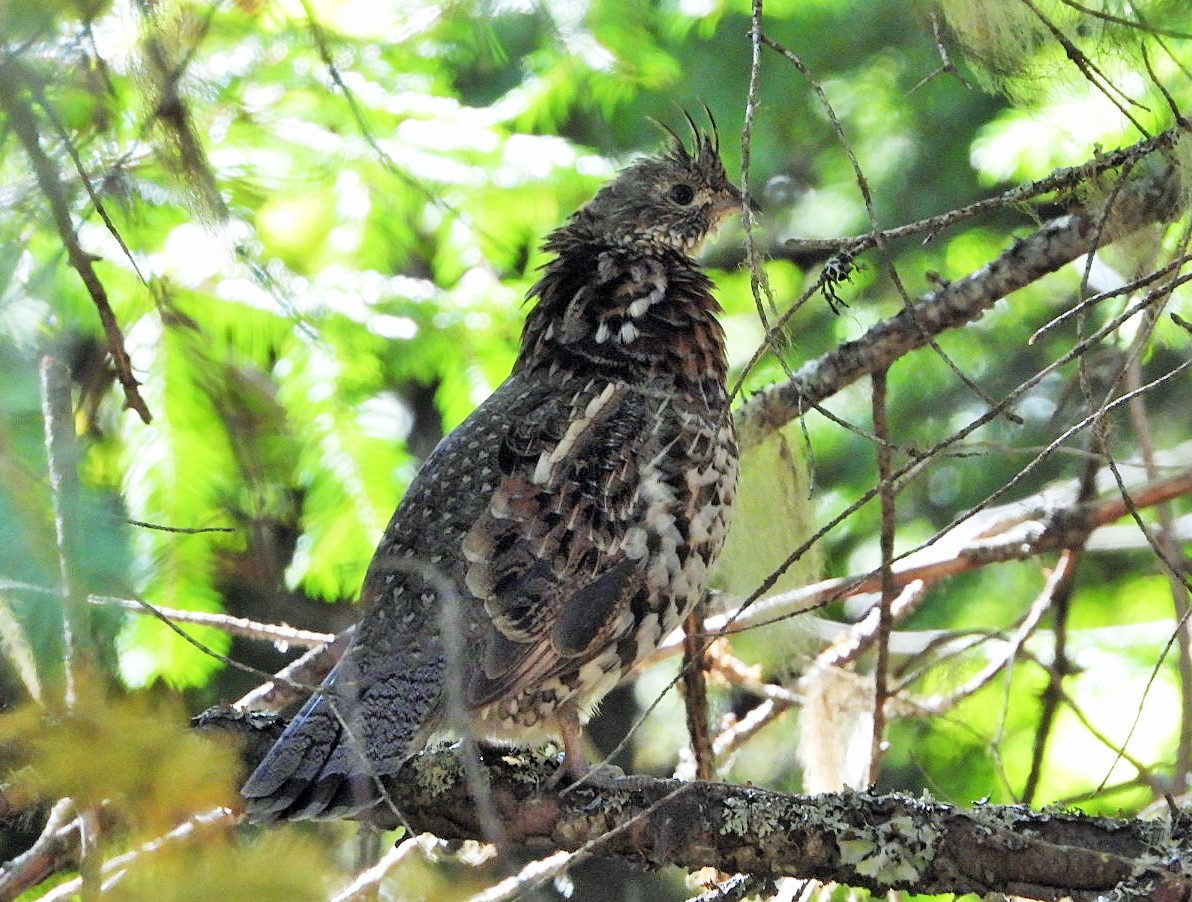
668,183,695,205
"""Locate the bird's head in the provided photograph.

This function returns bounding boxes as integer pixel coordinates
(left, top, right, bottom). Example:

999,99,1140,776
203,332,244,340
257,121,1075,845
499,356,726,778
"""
574,113,744,255
521,114,739,384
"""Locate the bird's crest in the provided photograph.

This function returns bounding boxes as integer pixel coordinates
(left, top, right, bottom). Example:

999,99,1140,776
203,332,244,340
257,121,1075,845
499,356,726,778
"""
651,106,722,175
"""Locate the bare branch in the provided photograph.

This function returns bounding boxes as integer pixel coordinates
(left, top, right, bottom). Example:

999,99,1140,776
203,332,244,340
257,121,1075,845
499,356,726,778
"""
232,627,353,712
651,463,1192,665
1016,0,1150,134
0,799,79,900
735,162,1181,451
328,838,421,902
911,554,1077,716
32,809,235,902
0,66,152,424
681,603,715,781
86,595,333,650
869,368,895,784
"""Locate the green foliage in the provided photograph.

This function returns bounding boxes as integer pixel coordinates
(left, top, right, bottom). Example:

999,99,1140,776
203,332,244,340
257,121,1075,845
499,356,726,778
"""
717,423,820,600
114,830,334,902
0,681,239,831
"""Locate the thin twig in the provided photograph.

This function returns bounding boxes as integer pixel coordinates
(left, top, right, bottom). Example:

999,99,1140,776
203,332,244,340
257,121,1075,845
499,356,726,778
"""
776,129,1177,266
681,604,715,781
763,36,1015,423
910,551,1076,720
718,260,1191,634
736,163,1180,452
86,594,334,649
742,0,785,338
1053,0,1192,39
648,463,1192,667
1029,251,1192,344
126,519,236,534
1076,250,1192,793
712,699,785,764
1021,440,1099,803
0,66,151,423
34,808,236,902
803,581,928,681
908,9,974,93
869,369,895,785
1054,684,1167,797
328,838,421,902
0,798,79,900
295,0,508,256
31,83,148,286
40,357,86,707
1016,0,1150,134
1121,238,1192,791
233,627,352,712
464,850,575,902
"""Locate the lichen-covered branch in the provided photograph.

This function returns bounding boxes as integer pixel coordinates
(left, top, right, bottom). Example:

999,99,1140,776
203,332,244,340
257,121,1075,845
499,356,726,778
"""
734,162,1182,451
371,752,1187,902
357,762,1190,902
197,712,1191,901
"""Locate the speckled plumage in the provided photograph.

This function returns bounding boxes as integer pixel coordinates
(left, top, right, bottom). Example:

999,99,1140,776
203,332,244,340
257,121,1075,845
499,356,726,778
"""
241,121,742,822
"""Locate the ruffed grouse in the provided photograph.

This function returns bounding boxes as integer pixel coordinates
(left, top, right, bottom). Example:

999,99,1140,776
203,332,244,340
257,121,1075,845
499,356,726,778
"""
242,120,742,822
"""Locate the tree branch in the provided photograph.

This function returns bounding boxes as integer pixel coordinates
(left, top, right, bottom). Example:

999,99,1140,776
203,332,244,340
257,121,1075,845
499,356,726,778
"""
734,162,1182,451
86,595,333,650
0,63,152,425
650,463,1192,663
40,357,88,705
198,713,1192,902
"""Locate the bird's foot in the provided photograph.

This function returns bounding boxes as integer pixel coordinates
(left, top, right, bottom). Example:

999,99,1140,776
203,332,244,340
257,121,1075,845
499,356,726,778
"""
544,708,651,792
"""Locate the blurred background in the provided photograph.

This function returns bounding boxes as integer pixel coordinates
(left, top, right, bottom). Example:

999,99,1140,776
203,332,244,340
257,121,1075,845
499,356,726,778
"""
1,0,1191,898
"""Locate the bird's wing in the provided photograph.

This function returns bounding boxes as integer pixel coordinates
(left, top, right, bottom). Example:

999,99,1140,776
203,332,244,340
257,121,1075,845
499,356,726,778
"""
461,376,660,708
241,373,655,819
240,377,556,821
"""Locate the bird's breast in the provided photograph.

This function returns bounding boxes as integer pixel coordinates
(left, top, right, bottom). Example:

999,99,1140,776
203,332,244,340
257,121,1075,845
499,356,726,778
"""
633,409,737,630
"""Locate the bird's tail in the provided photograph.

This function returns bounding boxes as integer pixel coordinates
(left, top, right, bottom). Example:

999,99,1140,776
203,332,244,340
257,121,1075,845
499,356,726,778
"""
241,653,443,823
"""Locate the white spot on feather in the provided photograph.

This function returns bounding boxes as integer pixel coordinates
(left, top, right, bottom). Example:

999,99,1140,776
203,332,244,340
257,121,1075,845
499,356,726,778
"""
627,269,667,316
532,450,553,485
622,526,648,560
584,382,617,417
633,612,660,661
533,383,618,486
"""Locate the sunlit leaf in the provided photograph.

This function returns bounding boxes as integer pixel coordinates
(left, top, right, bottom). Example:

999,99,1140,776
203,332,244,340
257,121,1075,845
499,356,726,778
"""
0,683,239,832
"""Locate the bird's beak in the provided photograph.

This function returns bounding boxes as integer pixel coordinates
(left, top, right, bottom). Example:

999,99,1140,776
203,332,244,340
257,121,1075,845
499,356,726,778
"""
737,185,762,213
710,186,751,222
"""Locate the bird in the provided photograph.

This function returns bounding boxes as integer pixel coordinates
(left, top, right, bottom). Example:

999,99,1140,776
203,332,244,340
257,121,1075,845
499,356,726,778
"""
241,115,743,823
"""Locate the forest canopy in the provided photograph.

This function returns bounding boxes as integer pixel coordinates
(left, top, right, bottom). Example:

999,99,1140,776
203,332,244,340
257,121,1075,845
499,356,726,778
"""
1,0,1191,899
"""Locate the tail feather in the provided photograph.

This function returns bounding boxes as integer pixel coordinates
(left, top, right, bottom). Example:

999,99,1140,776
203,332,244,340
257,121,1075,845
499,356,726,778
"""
241,688,366,822
240,654,445,823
